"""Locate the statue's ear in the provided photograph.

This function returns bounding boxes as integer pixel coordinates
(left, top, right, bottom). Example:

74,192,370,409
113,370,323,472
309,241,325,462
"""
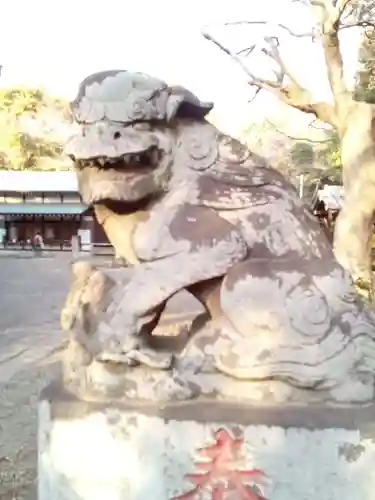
166,85,213,121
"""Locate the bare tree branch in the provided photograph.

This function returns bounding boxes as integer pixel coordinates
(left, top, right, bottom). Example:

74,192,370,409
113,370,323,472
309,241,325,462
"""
264,117,333,142
224,18,374,37
202,31,338,126
309,118,332,131
224,20,316,39
247,87,262,104
237,46,258,56
338,20,375,29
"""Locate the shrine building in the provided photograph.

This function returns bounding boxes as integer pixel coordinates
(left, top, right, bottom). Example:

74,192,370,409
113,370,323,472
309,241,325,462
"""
0,171,109,251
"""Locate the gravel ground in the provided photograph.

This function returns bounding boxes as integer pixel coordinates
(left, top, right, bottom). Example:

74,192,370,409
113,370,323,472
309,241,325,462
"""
0,254,202,500
0,256,71,500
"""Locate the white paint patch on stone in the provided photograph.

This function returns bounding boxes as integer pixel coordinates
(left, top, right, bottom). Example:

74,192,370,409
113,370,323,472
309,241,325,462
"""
39,400,375,500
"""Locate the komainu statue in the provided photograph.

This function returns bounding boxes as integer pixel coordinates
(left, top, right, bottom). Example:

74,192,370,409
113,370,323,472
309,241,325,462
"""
62,70,375,405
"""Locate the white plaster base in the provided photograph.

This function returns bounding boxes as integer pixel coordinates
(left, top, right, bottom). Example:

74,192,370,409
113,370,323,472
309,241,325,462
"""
38,384,375,500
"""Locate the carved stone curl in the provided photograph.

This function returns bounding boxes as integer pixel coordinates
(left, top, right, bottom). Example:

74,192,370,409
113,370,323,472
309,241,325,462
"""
62,70,375,405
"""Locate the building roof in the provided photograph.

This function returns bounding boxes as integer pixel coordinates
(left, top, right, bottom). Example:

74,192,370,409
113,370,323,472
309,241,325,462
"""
0,170,78,193
317,185,344,210
0,203,86,215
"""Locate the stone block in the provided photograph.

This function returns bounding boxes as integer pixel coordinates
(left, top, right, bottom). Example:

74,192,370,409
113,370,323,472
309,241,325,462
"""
39,382,375,500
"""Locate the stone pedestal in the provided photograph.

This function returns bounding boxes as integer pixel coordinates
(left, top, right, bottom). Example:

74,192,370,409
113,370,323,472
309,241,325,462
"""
39,382,375,500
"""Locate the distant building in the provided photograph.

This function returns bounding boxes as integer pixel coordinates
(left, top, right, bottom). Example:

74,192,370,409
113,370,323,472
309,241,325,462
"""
315,185,344,211
0,171,109,251
311,184,343,242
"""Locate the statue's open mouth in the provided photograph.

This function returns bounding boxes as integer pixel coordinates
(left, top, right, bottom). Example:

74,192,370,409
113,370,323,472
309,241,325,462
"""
74,146,164,206
76,145,161,177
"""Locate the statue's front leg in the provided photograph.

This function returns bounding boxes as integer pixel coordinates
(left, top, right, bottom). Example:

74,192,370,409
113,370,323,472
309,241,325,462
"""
95,203,248,361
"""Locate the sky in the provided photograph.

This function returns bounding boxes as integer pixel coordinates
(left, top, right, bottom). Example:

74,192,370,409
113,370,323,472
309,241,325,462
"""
0,0,363,134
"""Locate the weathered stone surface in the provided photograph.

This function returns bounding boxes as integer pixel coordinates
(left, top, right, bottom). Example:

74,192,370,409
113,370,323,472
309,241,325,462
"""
61,69,375,405
93,204,149,266
39,383,375,500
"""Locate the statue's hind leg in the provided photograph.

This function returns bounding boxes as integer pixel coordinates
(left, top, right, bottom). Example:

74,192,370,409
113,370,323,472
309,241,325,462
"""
216,256,371,394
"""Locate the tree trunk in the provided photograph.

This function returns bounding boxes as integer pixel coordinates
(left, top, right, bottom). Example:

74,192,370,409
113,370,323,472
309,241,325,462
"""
333,101,375,287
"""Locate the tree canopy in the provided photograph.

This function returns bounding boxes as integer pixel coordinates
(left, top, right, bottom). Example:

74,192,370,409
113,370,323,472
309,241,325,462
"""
0,86,70,170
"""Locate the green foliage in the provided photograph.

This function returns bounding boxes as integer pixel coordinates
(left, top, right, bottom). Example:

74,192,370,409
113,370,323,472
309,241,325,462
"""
0,86,68,170
290,142,314,167
0,88,46,116
319,134,342,170
288,133,342,201
355,28,375,103
290,136,341,175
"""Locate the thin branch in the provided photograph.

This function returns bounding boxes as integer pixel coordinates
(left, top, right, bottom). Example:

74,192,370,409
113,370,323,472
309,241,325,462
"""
237,46,258,56
340,21,375,29
265,117,333,143
261,36,300,87
309,118,332,131
337,0,353,19
224,20,315,39
224,18,374,35
202,32,277,88
247,87,262,104
202,31,338,126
